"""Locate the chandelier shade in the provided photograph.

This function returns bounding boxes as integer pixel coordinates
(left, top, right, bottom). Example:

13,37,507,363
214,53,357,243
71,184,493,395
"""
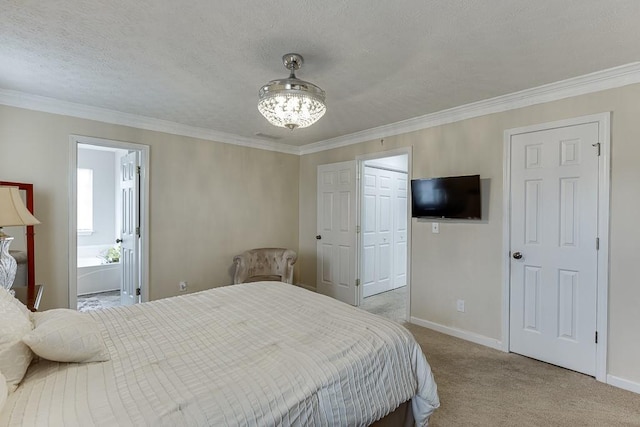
258,54,326,130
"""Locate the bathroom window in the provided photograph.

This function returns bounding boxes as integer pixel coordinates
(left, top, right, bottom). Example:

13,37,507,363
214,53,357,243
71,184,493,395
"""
77,168,94,234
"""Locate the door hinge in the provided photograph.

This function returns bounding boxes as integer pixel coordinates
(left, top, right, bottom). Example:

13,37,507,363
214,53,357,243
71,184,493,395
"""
355,279,360,287
136,166,141,175
592,142,601,156
356,225,361,234
135,226,140,237
596,237,600,250
595,331,598,344
136,288,141,296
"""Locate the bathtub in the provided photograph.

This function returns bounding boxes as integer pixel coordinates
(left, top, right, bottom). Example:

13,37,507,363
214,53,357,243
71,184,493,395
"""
77,245,121,295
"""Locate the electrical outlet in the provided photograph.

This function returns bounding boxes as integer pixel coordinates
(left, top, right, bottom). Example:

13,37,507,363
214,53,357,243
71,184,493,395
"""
432,222,440,233
456,299,465,312
179,281,188,292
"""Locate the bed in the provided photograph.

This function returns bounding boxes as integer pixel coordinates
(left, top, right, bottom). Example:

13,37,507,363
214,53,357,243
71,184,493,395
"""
1,282,439,426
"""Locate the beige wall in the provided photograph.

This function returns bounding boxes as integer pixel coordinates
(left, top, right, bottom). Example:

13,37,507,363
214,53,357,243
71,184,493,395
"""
298,83,640,385
1,105,300,306
3,82,639,386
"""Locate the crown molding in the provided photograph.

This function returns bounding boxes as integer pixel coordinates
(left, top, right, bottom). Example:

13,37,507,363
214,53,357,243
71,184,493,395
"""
0,89,300,155
299,62,640,155
2,62,640,157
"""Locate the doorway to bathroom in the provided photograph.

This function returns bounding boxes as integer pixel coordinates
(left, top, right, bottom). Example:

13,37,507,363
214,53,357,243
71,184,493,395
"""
68,136,149,311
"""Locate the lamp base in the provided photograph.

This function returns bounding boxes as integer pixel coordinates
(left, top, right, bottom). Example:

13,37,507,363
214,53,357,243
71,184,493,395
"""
0,235,17,290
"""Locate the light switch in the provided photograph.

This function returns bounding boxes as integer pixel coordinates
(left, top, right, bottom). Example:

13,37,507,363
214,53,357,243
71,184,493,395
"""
432,222,440,233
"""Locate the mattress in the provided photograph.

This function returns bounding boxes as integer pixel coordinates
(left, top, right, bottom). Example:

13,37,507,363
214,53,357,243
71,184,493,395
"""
1,282,439,426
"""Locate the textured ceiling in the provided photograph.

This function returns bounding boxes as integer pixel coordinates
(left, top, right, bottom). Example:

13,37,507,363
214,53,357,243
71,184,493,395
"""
2,1,640,147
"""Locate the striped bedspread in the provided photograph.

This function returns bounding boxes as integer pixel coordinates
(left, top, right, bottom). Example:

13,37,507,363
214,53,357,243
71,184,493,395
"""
1,282,439,426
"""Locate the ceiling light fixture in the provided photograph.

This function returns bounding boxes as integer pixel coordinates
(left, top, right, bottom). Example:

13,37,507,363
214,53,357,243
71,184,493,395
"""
258,53,326,130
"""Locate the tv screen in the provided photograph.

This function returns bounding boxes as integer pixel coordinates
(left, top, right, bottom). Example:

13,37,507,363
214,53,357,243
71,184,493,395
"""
411,175,481,219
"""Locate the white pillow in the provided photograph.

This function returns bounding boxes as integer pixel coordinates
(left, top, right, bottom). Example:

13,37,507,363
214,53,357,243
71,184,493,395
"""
0,288,33,392
0,288,33,321
0,371,7,412
23,309,110,363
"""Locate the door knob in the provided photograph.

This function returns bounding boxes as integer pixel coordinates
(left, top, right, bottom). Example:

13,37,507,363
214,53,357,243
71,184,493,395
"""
316,235,322,240
512,251,523,260
116,238,123,243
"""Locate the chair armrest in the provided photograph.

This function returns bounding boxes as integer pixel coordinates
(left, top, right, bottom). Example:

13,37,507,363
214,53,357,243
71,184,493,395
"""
282,249,298,284
232,255,249,284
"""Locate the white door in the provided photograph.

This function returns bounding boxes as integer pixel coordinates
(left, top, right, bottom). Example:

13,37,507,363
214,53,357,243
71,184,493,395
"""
509,122,599,376
119,151,140,306
392,172,408,289
362,167,409,297
316,161,357,305
362,167,393,297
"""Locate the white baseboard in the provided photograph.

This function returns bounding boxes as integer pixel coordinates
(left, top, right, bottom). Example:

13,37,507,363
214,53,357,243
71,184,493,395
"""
607,375,640,395
409,318,640,395
410,316,503,351
410,318,640,395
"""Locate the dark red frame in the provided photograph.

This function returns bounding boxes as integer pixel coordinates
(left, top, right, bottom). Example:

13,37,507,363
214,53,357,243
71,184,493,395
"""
0,181,35,297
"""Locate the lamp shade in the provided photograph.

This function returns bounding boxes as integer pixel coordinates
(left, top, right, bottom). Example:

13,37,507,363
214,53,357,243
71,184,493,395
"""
0,187,40,227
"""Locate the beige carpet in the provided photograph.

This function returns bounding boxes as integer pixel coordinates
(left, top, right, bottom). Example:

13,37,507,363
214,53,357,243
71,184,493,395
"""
359,288,640,425
402,323,640,426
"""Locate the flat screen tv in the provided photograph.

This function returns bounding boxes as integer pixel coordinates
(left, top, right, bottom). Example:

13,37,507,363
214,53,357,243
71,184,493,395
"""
411,174,481,219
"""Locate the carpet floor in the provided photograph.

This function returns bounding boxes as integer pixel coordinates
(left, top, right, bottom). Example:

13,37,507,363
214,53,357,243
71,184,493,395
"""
403,323,640,426
359,288,639,425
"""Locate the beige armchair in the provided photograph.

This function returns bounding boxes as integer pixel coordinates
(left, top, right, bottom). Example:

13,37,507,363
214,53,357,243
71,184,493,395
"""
233,248,297,284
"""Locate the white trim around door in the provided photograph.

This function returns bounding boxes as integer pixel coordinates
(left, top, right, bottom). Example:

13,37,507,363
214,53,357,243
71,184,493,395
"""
356,147,412,320
68,135,150,309
502,112,610,382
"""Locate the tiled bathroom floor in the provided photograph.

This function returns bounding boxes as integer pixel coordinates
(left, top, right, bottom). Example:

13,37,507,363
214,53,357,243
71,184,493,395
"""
77,290,121,312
